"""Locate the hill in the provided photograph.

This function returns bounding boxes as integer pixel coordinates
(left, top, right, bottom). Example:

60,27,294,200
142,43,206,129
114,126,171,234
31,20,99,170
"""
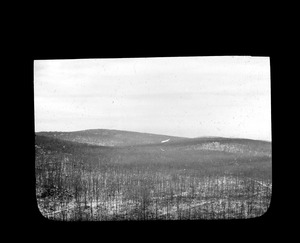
36,129,187,147
35,129,272,180
155,136,271,157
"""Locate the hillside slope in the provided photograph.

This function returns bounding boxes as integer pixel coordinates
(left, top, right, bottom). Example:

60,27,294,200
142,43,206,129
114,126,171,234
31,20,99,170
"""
156,137,271,157
36,129,187,147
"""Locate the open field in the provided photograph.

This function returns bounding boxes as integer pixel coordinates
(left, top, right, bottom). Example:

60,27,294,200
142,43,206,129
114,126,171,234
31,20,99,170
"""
35,130,272,220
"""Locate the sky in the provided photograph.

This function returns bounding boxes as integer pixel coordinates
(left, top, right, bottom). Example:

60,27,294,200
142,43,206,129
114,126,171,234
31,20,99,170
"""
34,56,271,141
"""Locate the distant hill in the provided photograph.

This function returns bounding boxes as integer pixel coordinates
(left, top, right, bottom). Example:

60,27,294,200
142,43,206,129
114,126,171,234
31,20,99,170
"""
158,137,271,157
36,129,271,158
35,130,272,180
36,129,187,147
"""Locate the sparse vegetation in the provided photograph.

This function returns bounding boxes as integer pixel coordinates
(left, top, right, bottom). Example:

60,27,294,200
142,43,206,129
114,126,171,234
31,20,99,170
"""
35,132,272,221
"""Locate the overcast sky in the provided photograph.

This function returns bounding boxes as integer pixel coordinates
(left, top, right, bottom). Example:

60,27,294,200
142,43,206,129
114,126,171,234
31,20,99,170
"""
34,56,271,141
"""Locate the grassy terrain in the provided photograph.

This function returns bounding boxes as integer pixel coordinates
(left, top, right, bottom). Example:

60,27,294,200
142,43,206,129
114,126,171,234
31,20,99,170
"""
35,130,272,221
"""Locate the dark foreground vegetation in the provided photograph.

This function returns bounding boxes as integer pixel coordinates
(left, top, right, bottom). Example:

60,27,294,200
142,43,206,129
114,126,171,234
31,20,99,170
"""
35,132,272,220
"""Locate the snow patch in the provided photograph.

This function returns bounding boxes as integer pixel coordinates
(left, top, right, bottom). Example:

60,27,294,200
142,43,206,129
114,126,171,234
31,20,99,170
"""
161,139,170,143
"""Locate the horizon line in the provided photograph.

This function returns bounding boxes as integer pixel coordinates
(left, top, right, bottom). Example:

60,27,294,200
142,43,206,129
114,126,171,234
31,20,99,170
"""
35,128,272,142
